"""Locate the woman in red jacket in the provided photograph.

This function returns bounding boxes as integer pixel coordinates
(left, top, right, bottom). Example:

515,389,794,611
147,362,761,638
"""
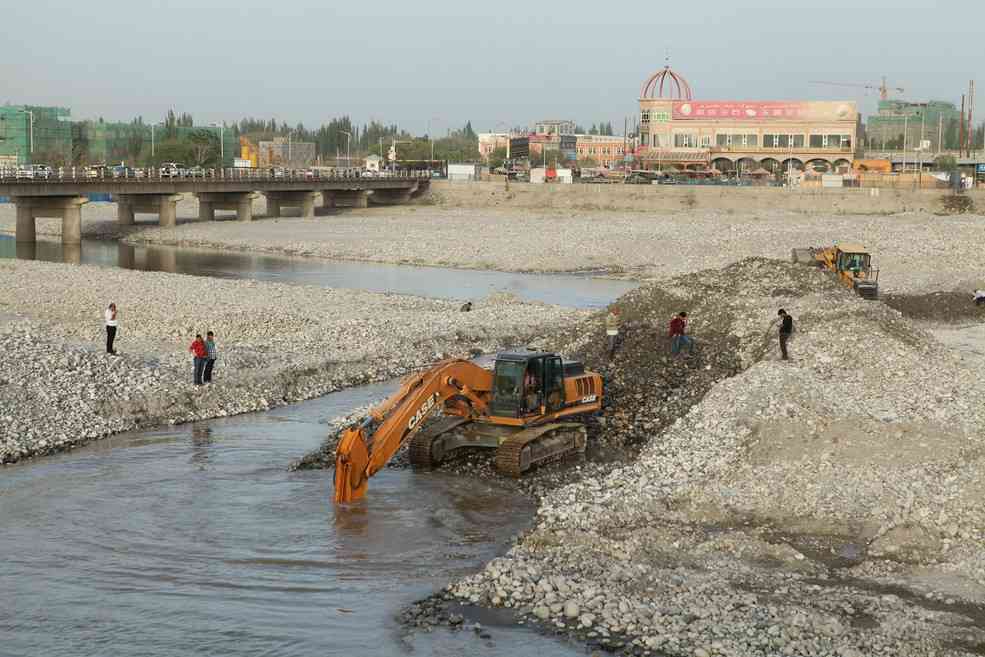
189,334,208,385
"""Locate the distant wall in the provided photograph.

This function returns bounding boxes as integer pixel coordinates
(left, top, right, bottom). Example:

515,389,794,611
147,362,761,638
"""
430,180,983,215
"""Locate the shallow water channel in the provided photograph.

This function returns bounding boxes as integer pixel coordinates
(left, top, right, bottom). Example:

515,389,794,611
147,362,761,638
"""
0,382,585,657
0,234,638,308
0,234,620,655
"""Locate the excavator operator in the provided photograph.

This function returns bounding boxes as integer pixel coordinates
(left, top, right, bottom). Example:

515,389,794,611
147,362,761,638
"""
523,366,540,413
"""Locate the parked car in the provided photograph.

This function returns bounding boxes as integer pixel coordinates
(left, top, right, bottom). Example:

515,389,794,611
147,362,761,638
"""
186,166,206,178
269,167,286,179
31,165,53,180
15,166,34,180
160,162,183,178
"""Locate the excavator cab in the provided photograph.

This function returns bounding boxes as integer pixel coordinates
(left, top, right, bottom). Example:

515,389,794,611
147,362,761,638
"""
490,351,565,418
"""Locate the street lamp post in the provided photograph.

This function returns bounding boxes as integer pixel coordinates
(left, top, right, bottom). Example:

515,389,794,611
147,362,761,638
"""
340,130,351,169
211,122,224,166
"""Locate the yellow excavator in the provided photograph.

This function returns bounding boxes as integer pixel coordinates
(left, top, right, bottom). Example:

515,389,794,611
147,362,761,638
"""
792,242,880,300
333,350,603,503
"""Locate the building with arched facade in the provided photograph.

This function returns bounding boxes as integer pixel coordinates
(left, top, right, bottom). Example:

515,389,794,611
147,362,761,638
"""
637,66,859,174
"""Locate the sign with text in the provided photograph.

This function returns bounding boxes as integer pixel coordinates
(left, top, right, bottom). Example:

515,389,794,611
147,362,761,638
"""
673,101,808,120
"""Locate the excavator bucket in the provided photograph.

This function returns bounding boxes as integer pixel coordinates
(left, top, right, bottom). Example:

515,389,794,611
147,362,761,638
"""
334,427,370,503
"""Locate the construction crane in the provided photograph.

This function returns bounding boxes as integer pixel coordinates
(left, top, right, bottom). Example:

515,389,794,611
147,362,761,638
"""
809,77,904,101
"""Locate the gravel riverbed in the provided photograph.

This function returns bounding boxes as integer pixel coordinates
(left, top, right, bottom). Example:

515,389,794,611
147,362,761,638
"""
4,199,981,294
0,258,585,464
432,259,985,657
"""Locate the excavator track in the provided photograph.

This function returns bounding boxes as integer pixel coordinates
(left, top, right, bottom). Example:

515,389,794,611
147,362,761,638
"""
408,416,470,468
495,422,587,478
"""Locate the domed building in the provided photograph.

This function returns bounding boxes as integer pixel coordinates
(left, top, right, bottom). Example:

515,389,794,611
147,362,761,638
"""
637,65,860,176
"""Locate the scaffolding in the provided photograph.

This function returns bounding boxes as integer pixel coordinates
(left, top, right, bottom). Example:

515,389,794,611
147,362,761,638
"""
0,105,72,165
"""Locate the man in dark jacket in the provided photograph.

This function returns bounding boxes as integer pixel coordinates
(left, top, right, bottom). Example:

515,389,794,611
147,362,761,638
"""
777,309,794,360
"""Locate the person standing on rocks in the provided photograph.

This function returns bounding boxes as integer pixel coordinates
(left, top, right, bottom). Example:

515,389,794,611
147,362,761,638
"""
605,306,621,358
669,311,693,356
104,303,118,355
777,309,794,361
189,334,208,385
203,331,218,383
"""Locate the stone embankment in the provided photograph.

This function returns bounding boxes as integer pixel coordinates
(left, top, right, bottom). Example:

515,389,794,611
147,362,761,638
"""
439,259,985,656
0,259,585,464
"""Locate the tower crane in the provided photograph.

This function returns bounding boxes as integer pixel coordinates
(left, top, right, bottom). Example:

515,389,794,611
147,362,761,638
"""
809,77,904,101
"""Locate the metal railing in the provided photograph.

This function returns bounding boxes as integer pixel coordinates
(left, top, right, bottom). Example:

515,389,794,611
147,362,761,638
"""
0,167,432,183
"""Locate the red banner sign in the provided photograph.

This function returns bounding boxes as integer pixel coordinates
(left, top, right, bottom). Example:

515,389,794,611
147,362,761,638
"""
672,101,808,120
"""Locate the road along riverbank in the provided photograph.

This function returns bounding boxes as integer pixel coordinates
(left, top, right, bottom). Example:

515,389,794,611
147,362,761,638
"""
313,258,985,656
0,258,587,464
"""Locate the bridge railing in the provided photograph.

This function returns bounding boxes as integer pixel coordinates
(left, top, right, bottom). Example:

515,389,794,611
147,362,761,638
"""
0,166,431,183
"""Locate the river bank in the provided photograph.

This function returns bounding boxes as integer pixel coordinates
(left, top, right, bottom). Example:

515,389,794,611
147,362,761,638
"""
4,198,981,294
0,258,586,464
424,259,985,657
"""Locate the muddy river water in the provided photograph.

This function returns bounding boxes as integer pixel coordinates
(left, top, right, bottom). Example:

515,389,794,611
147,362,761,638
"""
0,383,586,657
0,235,620,656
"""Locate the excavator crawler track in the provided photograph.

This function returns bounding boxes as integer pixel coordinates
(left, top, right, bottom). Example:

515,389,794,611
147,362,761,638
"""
408,416,470,468
495,423,587,478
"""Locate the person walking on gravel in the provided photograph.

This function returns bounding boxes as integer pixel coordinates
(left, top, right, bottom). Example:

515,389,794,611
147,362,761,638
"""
669,311,693,356
189,334,208,385
203,331,218,383
605,306,622,358
104,302,118,354
777,309,794,361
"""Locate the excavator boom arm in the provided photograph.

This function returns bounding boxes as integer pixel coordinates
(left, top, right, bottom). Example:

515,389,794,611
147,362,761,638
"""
334,360,493,503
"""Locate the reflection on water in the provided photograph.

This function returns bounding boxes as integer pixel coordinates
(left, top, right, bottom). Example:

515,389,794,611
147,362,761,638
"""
0,380,582,657
0,234,637,308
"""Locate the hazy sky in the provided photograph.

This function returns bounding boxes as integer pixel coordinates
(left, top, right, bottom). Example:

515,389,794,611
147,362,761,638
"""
3,0,983,133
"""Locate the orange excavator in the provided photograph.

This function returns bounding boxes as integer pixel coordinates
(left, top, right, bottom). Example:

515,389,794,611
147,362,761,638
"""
334,350,603,503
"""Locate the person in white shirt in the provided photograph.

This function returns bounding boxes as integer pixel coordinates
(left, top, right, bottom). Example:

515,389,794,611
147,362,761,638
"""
105,303,118,354
974,290,985,307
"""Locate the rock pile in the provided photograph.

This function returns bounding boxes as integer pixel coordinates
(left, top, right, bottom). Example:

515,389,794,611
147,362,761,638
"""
447,258,985,656
0,259,584,464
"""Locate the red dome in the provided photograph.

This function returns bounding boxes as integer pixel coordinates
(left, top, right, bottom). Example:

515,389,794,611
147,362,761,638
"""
640,66,693,100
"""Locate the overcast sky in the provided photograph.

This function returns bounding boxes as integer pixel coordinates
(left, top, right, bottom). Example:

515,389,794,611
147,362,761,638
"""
3,0,983,133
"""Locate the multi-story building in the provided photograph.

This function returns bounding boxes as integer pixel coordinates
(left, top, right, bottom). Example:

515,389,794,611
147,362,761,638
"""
575,134,628,168
0,105,72,165
637,66,858,173
533,119,576,136
258,137,316,167
478,132,510,159
866,100,961,151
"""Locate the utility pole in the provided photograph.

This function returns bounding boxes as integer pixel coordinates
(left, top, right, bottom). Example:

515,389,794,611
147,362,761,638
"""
960,95,966,157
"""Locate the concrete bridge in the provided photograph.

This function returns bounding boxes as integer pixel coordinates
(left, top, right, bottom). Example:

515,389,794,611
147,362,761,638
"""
0,170,431,244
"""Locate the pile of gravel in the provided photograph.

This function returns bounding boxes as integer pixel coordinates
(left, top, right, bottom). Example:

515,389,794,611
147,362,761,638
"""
445,258,985,656
0,259,584,464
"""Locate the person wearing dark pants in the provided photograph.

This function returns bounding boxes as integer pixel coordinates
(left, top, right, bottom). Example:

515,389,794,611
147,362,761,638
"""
189,334,208,385
777,309,794,360
203,331,218,383
104,302,118,354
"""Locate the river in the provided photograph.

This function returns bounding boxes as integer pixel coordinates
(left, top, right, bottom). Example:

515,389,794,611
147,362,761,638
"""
0,235,621,656
0,382,586,657
0,235,637,309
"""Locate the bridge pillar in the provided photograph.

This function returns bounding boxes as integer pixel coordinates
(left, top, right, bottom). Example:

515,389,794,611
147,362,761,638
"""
115,194,183,230
237,195,253,222
329,190,369,208
16,203,35,243
265,191,320,219
195,192,259,223
198,200,215,222
321,191,336,212
117,201,135,227
12,196,88,245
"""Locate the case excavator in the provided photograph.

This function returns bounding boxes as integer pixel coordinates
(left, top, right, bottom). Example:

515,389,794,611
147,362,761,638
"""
334,350,602,503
